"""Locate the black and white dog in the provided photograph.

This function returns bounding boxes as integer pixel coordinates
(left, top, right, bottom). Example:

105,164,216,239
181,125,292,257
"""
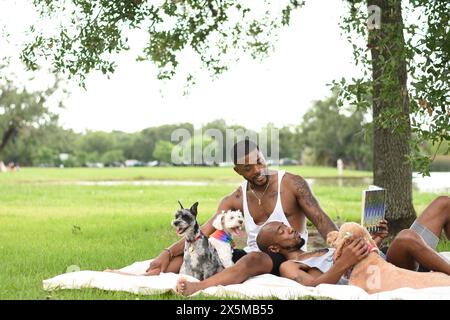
172,201,224,280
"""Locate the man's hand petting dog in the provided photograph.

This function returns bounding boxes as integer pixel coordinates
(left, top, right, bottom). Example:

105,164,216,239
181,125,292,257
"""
335,238,369,269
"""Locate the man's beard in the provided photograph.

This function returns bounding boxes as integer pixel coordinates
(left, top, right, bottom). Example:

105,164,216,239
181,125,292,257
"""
252,174,268,186
251,169,270,186
283,238,305,251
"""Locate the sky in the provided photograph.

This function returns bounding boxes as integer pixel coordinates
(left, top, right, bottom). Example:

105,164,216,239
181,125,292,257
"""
0,0,362,133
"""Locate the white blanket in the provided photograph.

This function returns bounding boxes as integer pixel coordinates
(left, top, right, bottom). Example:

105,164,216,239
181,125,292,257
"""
43,253,450,300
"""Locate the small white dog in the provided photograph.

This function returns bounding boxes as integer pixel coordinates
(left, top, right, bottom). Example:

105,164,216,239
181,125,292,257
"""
208,210,245,268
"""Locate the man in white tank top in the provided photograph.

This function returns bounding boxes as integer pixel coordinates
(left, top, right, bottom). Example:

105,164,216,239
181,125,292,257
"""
147,139,339,296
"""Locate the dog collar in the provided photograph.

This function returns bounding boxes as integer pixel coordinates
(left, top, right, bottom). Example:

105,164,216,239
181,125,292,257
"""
210,230,234,245
367,244,379,253
187,231,204,243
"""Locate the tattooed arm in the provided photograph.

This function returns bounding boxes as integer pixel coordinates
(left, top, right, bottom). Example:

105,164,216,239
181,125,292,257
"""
289,173,338,240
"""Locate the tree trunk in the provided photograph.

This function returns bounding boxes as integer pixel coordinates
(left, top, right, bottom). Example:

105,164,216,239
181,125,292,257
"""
0,125,17,158
368,0,416,237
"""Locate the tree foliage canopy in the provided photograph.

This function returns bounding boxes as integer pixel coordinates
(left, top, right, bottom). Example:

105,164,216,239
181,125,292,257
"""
335,0,449,175
0,75,60,159
13,0,450,175
299,91,372,169
22,0,303,83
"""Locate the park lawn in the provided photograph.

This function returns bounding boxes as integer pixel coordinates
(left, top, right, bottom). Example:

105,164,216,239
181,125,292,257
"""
0,167,447,300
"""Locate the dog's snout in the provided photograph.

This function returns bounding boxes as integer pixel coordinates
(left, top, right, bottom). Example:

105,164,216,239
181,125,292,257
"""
238,219,244,224
172,220,180,226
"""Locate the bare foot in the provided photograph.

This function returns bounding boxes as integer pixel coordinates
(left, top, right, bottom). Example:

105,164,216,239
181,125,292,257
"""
176,277,202,296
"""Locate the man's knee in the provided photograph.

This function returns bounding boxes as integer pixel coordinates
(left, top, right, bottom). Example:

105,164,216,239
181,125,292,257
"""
434,196,450,212
393,229,422,249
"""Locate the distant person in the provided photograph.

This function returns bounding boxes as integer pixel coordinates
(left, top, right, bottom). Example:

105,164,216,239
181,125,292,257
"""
0,161,7,173
7,161,16,172
337,159,344,176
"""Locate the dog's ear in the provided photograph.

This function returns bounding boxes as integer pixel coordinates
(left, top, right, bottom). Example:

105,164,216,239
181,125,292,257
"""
190,202,199,216
333,232,354,261
178,201,184,209
212,213,224,230
327,231,339,247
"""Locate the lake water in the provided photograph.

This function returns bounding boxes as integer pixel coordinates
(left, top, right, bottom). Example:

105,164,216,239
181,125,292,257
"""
308,172,450,193
75,180,210,186
411,172,450,193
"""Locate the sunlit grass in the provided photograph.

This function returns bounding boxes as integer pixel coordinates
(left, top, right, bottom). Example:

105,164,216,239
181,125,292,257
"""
0,167,446,300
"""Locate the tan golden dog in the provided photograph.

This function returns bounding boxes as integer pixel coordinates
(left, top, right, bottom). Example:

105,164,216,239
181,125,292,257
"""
327,222,450,294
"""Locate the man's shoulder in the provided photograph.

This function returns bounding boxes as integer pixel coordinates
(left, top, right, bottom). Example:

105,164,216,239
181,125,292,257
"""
282,172,314,196
283,172,308,185
232,185,243,197
222,185,244,209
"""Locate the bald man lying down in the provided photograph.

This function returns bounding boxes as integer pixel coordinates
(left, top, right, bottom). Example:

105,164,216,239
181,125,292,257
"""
255,196,450,289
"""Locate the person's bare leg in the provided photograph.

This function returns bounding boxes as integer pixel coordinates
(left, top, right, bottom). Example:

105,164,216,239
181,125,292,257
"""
446,217,450,241
416,196,450,239
176,252,273,296
160,255,184,274
386,229,419,271
387,196,450,274
387,229,450,274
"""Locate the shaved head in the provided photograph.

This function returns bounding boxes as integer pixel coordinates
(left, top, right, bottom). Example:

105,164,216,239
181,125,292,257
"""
257,221,305,254
256,221,282,252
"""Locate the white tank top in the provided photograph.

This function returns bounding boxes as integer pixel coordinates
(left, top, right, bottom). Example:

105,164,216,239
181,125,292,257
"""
241,170,308,252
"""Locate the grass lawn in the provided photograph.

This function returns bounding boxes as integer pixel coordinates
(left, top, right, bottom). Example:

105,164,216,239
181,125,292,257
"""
0,165,372,184
0,167,447,300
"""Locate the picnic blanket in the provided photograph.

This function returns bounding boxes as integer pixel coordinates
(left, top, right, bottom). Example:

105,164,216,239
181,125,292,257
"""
43,253,450,300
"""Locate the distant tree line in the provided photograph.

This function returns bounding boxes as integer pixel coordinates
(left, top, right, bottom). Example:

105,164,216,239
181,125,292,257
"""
1,84,447,170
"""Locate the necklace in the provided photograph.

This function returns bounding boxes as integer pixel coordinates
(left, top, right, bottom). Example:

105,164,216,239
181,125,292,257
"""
249,176,270,206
